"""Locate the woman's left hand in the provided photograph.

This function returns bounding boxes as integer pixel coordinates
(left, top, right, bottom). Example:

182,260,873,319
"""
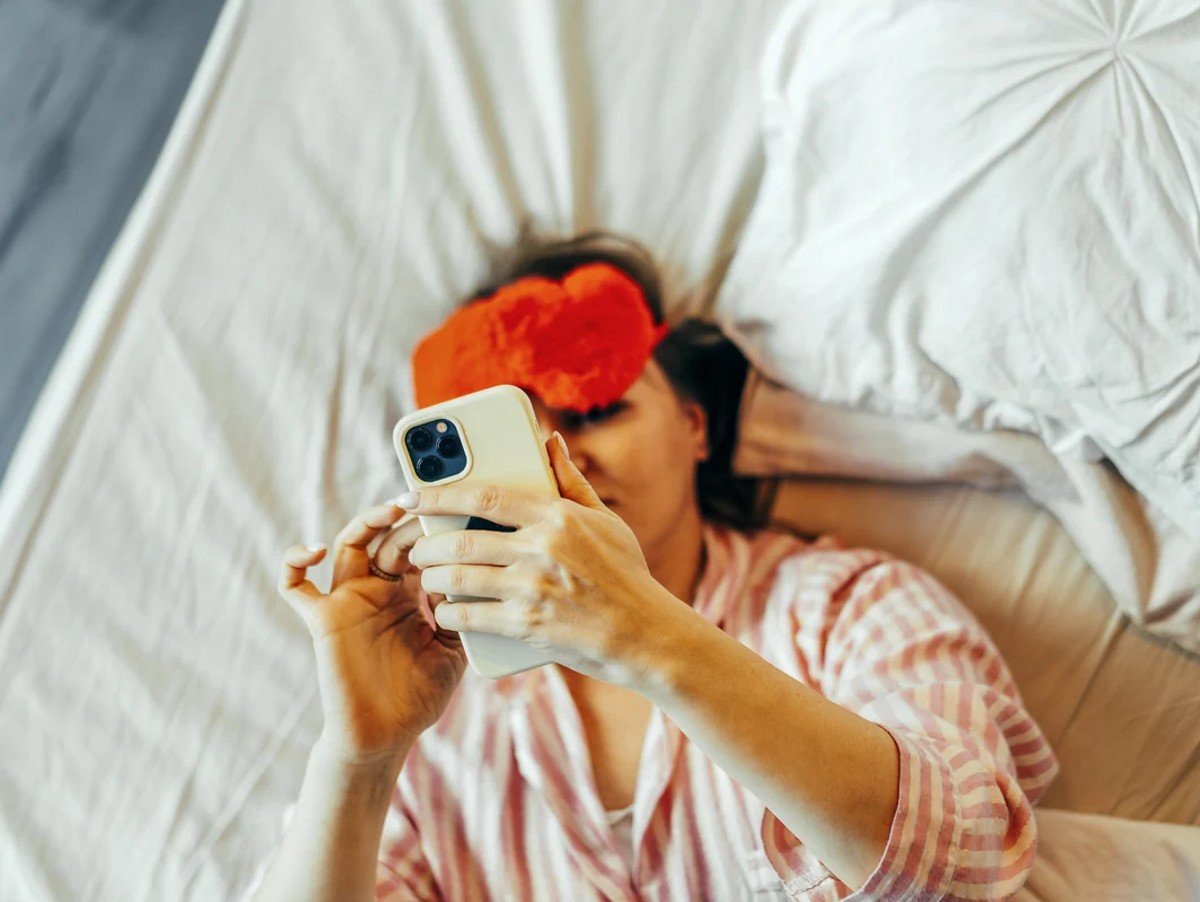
403,432,681,687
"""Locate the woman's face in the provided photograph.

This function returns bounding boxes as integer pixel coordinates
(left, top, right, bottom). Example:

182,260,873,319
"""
529,360,708,561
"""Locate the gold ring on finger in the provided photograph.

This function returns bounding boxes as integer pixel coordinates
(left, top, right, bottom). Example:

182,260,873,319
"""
367,556,404,582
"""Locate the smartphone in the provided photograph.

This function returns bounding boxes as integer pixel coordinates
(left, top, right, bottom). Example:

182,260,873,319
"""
392,384,560,679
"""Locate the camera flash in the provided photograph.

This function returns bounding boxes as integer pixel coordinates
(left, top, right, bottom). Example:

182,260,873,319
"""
436,421,448,433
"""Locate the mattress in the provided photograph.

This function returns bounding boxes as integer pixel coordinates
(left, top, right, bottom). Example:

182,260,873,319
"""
1,0,1195,898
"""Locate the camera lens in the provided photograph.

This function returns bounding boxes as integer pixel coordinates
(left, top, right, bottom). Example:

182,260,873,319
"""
436,435,461,458
416,455,443,480
407,427,433,451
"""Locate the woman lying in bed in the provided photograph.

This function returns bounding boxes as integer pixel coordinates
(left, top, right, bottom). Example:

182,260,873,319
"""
252,232,1057,901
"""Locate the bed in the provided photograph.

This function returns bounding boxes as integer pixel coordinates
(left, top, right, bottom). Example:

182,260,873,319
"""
1,1,1197,899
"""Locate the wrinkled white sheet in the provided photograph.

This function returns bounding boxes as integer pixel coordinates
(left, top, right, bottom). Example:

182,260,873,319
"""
721,0,1200,649
0,0,787,898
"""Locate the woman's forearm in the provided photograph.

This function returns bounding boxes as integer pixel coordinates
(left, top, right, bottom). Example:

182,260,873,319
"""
634,592,900,889
252,736,411,902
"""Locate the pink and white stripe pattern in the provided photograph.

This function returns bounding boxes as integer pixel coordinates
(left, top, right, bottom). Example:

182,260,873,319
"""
368,523,1057,900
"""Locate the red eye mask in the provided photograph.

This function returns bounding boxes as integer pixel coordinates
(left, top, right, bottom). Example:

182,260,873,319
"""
412,262,668,412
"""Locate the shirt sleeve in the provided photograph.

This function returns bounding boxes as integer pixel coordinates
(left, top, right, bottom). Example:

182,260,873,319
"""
760,557,1059,901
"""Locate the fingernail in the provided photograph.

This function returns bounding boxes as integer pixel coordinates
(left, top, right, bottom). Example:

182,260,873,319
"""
394,491,420,509
306,544,326,553
554,432,571,460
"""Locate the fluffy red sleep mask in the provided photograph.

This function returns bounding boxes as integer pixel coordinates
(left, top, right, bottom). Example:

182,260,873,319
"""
412,262,668,412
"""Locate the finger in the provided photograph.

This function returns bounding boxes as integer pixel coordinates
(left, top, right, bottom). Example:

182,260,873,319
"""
332,500,409,586
420,563,515,601
421,589,451,627
370,516,426,578
278,543,327,611
408,529,525,569
397,483,549,529
419,591,465,644
433,598,518,637
547,432,605,510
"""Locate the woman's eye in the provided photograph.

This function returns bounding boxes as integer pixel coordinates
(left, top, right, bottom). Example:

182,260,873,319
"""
566,402,627,429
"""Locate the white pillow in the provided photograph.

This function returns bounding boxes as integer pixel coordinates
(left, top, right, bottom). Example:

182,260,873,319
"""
719,0,1200,537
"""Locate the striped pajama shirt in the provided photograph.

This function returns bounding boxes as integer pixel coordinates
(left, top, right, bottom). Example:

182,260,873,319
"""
365,524,1057,900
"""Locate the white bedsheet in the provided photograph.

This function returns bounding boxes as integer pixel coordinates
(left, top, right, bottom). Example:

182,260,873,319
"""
0,0,787,898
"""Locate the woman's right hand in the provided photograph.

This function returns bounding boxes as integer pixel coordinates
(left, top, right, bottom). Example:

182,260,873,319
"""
278,501,468,765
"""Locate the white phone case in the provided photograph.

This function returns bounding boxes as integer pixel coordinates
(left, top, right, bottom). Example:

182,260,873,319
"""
392,384,560,679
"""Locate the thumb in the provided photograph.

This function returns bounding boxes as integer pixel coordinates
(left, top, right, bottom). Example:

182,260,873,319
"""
547,432,605,510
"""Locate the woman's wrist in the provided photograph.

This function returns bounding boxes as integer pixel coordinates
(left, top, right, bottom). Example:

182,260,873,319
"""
619,581,718,703
253,733,411,901
310,731,411,798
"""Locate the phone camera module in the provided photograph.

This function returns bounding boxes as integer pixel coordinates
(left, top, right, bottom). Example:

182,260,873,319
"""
406,427,433,452
405,418,466,481
416,455,443,481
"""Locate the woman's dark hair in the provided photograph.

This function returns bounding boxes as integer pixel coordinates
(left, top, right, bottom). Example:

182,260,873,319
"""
463,226,772,531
